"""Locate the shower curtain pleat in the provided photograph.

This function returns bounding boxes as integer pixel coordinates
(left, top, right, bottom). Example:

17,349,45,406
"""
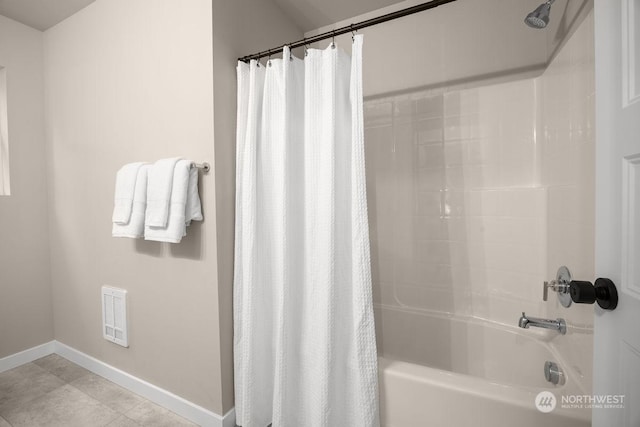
234,35,379,427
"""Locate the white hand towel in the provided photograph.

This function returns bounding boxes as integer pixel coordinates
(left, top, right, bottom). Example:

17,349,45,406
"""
144,160,195,243
145,157,181,228
112,162,144,224
112,165,150,238
185,166,203,225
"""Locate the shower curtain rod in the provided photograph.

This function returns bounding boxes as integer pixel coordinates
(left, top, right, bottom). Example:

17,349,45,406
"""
238,0,458,63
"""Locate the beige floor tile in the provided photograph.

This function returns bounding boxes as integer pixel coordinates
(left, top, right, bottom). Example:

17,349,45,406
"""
125,400,197,427
33,354,90,383
0,363,49,386
0,363,66,416
3,384,120,427
107,414,142,426
71,373,145,413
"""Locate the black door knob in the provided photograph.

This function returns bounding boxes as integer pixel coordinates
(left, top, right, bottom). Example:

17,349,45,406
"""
569,281,597,303
569,278,618,310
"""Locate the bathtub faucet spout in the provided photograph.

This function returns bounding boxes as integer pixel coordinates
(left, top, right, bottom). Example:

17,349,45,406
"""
518,312,566,335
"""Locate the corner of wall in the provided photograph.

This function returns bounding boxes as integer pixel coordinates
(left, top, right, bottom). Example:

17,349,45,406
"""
0,15,54,359
42,0,222,414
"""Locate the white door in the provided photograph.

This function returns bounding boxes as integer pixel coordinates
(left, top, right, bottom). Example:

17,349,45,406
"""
594,0,640,426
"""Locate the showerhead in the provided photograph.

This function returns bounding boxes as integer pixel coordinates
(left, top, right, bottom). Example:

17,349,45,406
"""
525,0,555,29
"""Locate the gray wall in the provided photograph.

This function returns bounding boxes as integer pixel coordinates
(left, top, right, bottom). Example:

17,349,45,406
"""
41,0,301,415
44,0,221,412
0,15,53,359
306,0,591,98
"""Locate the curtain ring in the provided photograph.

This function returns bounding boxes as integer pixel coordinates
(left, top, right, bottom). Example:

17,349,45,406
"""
256,52,262,67
331,31,336,49
267,52,272,67
281,44,293,62
351,24,357,42
304,39,309,57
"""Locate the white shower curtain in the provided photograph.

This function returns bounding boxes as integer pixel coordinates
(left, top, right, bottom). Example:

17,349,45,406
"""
233,35,379,427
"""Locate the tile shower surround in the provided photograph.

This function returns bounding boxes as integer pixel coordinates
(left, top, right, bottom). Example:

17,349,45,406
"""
365,79,546,325
365,9,595,394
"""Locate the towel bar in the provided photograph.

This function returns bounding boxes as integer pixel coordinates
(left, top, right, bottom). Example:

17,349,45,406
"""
191,162,210,173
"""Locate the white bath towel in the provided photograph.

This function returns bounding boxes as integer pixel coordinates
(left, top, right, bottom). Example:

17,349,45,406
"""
112,162,145,224
144,160,202,243
186,166,203,226
112,165,150,238
145,157,181,228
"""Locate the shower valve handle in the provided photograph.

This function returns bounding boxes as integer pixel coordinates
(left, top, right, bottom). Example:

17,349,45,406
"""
543,280,555,301
543,266,573,308
543,280,569,301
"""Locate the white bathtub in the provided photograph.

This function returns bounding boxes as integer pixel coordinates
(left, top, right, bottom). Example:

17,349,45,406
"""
375,306,590,427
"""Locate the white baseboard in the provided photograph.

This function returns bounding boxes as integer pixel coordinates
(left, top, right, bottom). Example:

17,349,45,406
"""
0,341,56,374
54,342,236,427
0,341,236,427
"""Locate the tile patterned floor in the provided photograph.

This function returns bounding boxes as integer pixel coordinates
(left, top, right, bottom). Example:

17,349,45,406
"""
0,355,198,427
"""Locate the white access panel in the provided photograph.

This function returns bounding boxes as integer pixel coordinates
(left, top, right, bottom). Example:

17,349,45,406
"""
101,286,128,348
